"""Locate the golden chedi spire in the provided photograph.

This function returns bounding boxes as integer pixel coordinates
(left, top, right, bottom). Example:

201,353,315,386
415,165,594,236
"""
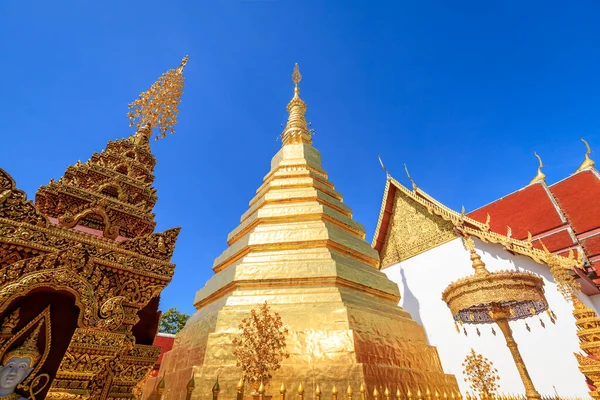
281,63,312,145
128,55,188,141
576,137,595,173
528,152,546,185
154,65,459,398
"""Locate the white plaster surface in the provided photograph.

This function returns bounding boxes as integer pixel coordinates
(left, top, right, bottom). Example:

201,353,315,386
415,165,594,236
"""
382,237,598,397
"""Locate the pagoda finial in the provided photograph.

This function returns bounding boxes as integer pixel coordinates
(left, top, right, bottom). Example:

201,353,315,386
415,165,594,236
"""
128,55,188,141
281,63,311,146
528,152,546,185
576,137,595,173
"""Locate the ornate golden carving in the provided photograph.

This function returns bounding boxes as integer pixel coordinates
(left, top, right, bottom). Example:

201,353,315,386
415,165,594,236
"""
379,184,457,265
0,168,48,227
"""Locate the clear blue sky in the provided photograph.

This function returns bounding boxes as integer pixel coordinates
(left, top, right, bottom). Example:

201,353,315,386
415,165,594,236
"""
1,1,598,315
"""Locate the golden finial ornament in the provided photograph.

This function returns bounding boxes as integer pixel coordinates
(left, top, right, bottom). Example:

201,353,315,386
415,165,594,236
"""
576,137,595,172
282,63,311,146
333,384,339,400
404,163,418,191
463,236,490,276
347,383,353,400
384,386,391,400
127,55,188,141
396,387,402,400
187,376,195,393
360,383,366,400
379,155,391,179
298,382,304,398
528,152,546,185
315,383,322,399
373,386,380,400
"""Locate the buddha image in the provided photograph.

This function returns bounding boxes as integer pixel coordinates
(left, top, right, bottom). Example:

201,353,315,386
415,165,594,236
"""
0,321,42,400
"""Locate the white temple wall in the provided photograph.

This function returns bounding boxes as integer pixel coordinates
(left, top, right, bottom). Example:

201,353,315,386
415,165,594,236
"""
382,237,595,396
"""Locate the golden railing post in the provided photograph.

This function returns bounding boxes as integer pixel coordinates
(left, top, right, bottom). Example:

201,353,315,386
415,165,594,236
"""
259,381,266,400
212,377,220,400
332,385,338,400
426,387,432,400
237,378,245,400
298,383,305,400
157,377,166,400
316,384,322,400
396,387,402,400
416,388,423,400
185,376,195,400
347,384,353,400
360,384,366,400
373,386,380,400
281,383,287,400
407,387,413,400
385,387,391,400
435,390,440,400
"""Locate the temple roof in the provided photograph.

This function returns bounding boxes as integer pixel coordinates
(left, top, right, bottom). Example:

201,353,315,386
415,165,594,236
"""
372,170,595,292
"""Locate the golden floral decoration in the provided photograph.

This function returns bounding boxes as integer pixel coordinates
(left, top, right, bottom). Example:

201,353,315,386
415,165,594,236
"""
127,55,188,141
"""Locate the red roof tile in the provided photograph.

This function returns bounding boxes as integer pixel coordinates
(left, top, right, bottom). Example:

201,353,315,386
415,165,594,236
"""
532,229,575,253
583,235,600,259
550,170,600,236
468,184,564,239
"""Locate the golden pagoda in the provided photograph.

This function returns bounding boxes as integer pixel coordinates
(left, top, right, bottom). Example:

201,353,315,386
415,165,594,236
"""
147,65,458,399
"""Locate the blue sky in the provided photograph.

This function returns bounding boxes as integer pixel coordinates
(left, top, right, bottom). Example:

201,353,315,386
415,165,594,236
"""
1,1,599,315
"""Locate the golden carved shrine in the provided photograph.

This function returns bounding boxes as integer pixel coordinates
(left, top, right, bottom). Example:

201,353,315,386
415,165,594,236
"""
0,58,185,399
144,65,458,399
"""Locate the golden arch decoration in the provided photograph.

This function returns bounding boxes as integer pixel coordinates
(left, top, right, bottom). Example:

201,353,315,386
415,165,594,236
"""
60,206,119,239
0,269,100,328
97,182,127,202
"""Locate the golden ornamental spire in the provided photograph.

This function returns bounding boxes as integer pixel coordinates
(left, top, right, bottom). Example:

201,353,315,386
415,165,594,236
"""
576,137,595,173
528,152,546,185
128,55,188,141
281,63,312,146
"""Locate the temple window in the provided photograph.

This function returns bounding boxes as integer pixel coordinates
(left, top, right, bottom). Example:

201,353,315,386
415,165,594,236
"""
100,185,119,199
80,213,106,231
115,165,129,175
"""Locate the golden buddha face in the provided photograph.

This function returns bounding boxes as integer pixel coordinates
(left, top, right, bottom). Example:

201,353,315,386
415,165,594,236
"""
0,356,33,392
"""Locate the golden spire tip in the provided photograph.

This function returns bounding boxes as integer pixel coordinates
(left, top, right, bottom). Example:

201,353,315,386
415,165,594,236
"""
292,63,302,86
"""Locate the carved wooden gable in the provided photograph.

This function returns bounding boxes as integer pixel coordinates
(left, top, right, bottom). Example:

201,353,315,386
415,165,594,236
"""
380,189,457,268
0,168,48,227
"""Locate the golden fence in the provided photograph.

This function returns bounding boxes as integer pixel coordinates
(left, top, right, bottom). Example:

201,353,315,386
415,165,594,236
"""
152,378,590,400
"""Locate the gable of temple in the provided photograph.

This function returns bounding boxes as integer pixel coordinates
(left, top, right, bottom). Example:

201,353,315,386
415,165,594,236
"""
374,179,457,267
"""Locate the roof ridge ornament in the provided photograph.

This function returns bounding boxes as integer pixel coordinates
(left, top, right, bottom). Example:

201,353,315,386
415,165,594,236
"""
127,55,188,141
528,152,546,185
576,137,595,173
281,63,312,146
378,155,390,179
404,163,418,191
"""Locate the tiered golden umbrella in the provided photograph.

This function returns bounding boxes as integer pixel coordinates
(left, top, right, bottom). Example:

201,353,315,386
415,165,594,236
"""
442,237,548,400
